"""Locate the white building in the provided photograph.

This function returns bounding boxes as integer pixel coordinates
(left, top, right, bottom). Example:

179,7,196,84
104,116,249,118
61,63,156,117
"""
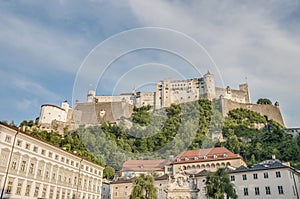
228,159,300,199
0,122,104,199
39,101,71,125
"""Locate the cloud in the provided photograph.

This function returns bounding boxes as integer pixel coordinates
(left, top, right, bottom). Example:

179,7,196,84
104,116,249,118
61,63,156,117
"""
128,0,300,127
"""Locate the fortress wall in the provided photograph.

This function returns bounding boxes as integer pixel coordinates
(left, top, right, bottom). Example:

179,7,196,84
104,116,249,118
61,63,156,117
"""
73,102,134,126
220,98,285,126
215,87,249,104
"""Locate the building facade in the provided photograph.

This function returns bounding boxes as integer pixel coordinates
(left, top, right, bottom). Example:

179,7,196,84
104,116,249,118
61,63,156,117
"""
109,149,300,199
0,122,104,199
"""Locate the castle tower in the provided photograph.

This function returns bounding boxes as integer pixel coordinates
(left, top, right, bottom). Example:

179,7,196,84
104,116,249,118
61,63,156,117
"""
87,90,96,103
155,79,172,109
239,83,251,103
61,100,70,111
203,71,216,100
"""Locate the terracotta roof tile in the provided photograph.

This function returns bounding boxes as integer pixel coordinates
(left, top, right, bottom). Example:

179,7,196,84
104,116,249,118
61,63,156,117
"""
172,147,241,164
122,159,168,172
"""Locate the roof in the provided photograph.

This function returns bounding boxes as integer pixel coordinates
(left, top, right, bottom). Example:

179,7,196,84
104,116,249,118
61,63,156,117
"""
41,104,66,111
172,147,242,164
230,159,299,174
122,159,169,172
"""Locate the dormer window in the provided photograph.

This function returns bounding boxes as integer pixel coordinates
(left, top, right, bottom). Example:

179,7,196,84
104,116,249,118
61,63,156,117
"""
194,157,199,160
213,155,217,159
176,158,180,162
184,157,189,161
223,153,227,157
203,156,207,159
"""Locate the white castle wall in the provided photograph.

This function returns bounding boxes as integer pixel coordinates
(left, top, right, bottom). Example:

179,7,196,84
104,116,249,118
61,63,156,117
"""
39,105,68,125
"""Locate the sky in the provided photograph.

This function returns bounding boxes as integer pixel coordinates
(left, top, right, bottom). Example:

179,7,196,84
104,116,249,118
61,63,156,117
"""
0,0,300,127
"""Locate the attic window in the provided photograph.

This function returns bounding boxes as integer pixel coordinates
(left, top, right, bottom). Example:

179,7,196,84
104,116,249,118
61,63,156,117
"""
194,157,199,160
176,158,180,162
203,156,207,159
184,157,189,161
213,155,217,159
223,153,227,157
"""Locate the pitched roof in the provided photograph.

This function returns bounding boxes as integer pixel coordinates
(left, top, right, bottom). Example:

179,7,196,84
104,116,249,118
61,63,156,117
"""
172,147,242,164
230,159,296,174
122,159,169,172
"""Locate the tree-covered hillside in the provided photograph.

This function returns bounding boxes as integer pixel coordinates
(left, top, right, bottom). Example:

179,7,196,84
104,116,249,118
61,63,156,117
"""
13,99,300,174
76,100,300,170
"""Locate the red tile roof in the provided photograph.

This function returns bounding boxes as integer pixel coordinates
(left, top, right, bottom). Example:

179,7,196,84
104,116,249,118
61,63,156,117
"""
122,159,168,172
172,147,241,164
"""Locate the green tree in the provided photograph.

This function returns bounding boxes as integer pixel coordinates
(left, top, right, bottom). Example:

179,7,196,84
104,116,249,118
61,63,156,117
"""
103,165,115,180
205,168,237,199
257,98,272,105
130,174,157,199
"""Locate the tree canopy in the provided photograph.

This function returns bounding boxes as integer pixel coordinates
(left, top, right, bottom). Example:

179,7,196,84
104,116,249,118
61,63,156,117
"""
130,174,157,199
205,168,237,199
257,98,272,105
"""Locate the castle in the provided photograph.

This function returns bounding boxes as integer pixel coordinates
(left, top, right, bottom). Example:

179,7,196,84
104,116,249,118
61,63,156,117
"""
87,72,250,109
37,72,284,133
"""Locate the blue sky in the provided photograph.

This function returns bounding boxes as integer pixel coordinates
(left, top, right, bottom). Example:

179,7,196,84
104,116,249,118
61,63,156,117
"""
1,0,300,127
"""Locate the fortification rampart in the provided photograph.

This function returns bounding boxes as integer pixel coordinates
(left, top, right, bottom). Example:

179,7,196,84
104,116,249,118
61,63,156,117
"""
220,98,285,126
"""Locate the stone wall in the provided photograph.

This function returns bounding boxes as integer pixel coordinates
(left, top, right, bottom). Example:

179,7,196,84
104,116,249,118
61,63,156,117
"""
220,98,285,126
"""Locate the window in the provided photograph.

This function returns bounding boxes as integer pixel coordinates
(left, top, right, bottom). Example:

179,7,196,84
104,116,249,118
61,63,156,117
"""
55,154,59,160
56,188,61,198
5,135,12,143
253,173,258,179
45,171,49,179
42,185,47,198
264,172,269,179
230,176,235,181
48,152,53,158
276,171,281,178
265,186,271,195
278,186,284,194
41,149,46,155
34,184,40,197
255,187,260,195
243,187,248,196
25,184,31,196
6,179,13,193
28,163,35,174
11,160,17,170
16,139,22,146
242,174,247,180
49,187,54,199
66,159,69,164
25,143,30,149
61,157,64,162
114,192,118,196
38,168,43,176
20,160,26,172
33,146,38,152
16,182,22,195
